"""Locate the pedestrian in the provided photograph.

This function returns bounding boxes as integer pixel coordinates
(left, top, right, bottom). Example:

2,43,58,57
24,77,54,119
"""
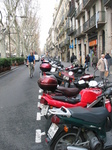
97,54,108,79
105,52,111,75
71,53,77,63
27,51,35,78
92,53,98,69
84,54,90,71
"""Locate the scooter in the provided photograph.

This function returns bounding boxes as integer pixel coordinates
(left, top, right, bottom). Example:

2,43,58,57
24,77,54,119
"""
45,84,112,150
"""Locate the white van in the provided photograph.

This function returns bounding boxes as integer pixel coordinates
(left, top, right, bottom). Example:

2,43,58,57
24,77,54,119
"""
34,54,40,62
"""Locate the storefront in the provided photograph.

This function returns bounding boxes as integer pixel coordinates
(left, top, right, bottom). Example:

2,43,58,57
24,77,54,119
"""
89,39,97,55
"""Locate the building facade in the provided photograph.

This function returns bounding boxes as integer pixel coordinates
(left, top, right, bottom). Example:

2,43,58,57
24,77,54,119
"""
45,0,112,64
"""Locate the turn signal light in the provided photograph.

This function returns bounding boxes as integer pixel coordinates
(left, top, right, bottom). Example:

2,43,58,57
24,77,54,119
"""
59,72,61,76
64,126,68,132
51,115,60,124
50,106,53,109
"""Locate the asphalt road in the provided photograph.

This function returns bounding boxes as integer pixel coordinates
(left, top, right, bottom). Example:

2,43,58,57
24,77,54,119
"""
0,62,49,150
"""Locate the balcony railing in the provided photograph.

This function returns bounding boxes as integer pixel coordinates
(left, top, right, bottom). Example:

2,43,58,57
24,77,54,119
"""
59,28,65,38
64,36,70,45
75,26,84,38
67,25,76,36
83,0,94,9
67,5,76,17
103,0,112,7
75,3,85,19
83,11,105,33
64,22,70,31
59,16,64,27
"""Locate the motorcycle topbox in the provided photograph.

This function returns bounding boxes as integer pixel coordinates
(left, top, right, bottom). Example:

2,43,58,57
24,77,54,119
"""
38,75,57,91
40,62,51,72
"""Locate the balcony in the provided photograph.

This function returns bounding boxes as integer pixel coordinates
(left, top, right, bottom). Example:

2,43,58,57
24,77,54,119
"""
64,22,70,31
103,0,112,8
83,11,105,33
67,25,76,36
59,16,64,27
67,5,76,18
59,28,65,38
75,3,85,19
65,10,69,19
83,0,95,9
64,36,70,45
59,41,65,48
75,26,85,38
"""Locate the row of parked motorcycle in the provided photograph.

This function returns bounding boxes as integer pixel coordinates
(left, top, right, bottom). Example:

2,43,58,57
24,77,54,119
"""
38,57,112,150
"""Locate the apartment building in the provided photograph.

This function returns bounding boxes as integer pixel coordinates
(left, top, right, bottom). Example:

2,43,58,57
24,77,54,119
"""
69,0,112,64
45,0,112,64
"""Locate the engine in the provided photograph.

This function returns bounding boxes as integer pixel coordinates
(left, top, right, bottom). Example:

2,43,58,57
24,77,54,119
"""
86,131,102,150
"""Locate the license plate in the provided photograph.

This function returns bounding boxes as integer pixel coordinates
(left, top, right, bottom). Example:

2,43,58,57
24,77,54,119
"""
51,67,56,72
47,123,59,139
41,105,49,116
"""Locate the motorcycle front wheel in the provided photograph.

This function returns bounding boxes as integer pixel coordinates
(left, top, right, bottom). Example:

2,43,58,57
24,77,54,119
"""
50,129,84,150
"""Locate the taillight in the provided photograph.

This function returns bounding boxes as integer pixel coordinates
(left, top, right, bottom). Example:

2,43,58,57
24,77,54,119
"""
40,98,47,105
43,72,46,76
105,99,112,113
51,115,60,124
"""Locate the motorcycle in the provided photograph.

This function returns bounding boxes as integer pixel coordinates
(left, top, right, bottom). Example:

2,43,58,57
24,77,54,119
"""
40,58,64,75
45,84,112,150
38,80,105,118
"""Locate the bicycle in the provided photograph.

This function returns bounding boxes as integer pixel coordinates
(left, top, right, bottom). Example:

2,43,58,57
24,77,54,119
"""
29,62,34,78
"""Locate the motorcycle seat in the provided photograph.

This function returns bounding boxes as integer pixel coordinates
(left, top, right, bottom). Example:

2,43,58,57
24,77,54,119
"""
57,86,79,97
69,107,109,124
51,96,80,104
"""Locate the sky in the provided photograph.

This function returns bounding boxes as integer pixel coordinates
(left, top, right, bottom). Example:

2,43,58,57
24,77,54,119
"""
38,0,59,52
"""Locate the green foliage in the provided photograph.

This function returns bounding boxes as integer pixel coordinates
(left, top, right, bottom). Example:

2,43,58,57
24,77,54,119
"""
0,57,24,67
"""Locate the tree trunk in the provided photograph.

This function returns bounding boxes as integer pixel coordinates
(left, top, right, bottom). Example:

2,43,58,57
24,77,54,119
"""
0,34,6,58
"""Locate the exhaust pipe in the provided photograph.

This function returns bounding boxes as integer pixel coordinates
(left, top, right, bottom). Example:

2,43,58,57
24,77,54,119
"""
67,146,88,150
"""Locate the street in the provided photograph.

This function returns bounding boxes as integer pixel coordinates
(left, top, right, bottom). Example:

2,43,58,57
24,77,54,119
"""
0,62,49,150
0,62,112,150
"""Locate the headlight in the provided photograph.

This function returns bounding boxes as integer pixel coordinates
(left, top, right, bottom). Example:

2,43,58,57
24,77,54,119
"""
63,76,69,81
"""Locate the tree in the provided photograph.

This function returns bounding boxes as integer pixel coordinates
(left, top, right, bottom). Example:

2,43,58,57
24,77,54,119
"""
0,0,40,58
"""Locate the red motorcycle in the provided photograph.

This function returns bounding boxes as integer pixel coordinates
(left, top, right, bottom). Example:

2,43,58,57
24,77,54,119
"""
38,73,104,117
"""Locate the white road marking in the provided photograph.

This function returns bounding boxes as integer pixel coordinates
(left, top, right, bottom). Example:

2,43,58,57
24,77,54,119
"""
36,112,41,120
35,129,41,143
35,130,46,143
39,89,43,93
38,95,41,100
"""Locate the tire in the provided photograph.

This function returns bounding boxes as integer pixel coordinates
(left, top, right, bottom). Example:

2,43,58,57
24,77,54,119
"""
50,129,84,150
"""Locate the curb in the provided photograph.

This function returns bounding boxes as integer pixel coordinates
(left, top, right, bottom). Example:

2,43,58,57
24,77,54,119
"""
0,66,18,77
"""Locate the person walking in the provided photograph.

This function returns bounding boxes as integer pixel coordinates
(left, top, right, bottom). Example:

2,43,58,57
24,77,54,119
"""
27,51,35,78
84,54,90,71
92,53,98,69
97,54,108,79
71,53,77,63
105,52,111,75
